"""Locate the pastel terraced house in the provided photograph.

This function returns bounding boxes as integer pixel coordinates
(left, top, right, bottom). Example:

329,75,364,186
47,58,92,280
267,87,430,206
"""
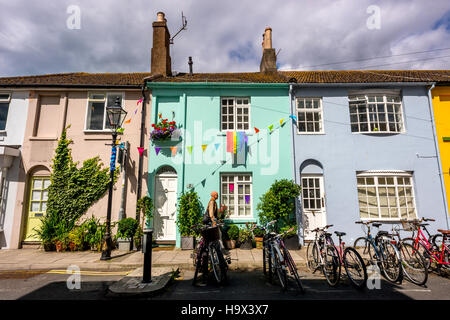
0,73,151,249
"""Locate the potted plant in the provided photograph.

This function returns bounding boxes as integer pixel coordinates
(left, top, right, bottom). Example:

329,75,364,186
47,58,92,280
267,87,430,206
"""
176,190,202,250
134,226,143,251
281,224,300,250
238,223,254,250
253,227,265,249
225,224,239,249
150,119,179,142
116,218,139,251
34,214,58,251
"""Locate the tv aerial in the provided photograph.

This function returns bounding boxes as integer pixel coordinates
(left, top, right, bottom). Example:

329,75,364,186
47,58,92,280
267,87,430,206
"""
170,12,187,44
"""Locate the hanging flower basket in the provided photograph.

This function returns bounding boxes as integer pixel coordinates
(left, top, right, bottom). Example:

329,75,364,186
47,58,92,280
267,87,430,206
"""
150,119,178,141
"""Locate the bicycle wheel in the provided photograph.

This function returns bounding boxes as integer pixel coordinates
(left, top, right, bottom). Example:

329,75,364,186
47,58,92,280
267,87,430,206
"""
271,247,287,290
379,241,402,283
343,247,368,290
192,246,206,286
306,241,319,272
209,242,227,285
322,245,341,287
354,237,371,265
399,242,428,286
263,239,271,277
403,238,432,270
284,248,304,293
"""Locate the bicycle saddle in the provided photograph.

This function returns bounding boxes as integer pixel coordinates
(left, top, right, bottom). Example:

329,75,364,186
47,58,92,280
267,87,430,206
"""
438,229,450,235
334,231,346,237
372,223,382,228
324,232,332,237
377,231,389,236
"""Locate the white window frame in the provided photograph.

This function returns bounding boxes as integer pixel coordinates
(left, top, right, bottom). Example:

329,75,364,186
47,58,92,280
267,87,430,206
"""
295,97,324,134
220,97,251,132
349,92,404,134
0,93,11,132
85,92,124,131
356,171,418,221
220,173,252,219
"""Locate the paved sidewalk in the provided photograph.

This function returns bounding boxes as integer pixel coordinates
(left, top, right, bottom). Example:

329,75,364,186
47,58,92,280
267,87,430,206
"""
0,247,307,271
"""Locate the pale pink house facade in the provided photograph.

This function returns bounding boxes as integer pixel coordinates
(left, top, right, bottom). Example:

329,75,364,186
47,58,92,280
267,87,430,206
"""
0,74,152,248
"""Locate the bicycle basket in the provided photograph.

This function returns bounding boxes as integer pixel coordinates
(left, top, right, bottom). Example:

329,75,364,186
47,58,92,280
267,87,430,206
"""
400,219,416,231
201,226,221,242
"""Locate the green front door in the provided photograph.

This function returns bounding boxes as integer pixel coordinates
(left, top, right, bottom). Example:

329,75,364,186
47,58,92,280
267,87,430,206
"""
23,177,50,242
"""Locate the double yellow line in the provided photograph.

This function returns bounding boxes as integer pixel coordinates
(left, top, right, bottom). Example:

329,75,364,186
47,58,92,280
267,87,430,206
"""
46,269,131,276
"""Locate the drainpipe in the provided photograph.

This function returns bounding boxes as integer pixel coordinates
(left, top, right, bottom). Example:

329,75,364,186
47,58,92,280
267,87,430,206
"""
427,83,450,228
136,81,148,222
289,84,302,246
118,141,129,221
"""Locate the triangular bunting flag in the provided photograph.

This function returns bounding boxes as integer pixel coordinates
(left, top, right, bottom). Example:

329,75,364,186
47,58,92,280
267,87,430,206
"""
155,147,161,156
289,115,297,121
124,119,131,124
268,124,274,131
254,127,260,134
170,146,177,156
137,98,143,105
201,179,206,187
158,113,162,119
201,145,208,152
117,128,125,134
280,118,285,126
137,147,144,156
186,146,193,155
214,143,220,151
134,108,138,114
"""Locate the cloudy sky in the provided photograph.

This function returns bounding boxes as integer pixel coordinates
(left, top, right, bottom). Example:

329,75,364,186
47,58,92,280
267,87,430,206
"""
0,0,449,77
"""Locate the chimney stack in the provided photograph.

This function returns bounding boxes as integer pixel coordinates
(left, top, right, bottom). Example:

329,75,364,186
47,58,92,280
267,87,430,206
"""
259,27,277,73
151,12,172,76
188,56,193,75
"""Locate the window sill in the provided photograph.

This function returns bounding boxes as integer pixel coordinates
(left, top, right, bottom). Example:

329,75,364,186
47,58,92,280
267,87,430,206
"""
296,132,326,135
217,131,254,136
29,137,58,141
84,130,114,134
351,131,405,135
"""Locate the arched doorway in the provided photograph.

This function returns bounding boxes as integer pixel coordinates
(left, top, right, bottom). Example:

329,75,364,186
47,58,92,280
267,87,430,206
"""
23,166,51,242
300,160,327,241
153,166,177,243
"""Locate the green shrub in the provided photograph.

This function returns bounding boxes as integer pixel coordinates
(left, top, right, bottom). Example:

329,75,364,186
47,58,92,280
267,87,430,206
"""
227,224,239,241
117,218,139,239
238,223,254,243
84,216,104,251
176,190,203,237
136,196,153,226
280,224,298,237
253,227,265,238
257,179,301,232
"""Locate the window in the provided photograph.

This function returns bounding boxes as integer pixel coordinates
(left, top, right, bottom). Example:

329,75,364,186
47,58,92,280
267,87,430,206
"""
349,93,403,133
0,93,11,131
86,92,123,130
29,177,51,216
357,172,417,220
221,97,250,131
296,97,323,133
301,176,323,210
221,173,252,218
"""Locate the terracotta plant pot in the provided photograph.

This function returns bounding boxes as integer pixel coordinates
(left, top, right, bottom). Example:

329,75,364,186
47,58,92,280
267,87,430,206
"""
55,241,65,252
255,237,263,249
224,239,236,249
43,242,55,252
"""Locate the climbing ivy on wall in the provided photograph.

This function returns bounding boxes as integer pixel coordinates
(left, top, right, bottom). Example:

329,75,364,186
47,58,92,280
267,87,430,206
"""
41,127,118,239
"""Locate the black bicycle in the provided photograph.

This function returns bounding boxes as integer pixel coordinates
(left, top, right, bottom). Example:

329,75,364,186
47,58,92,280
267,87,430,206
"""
262,220,304,293
192,223,228,286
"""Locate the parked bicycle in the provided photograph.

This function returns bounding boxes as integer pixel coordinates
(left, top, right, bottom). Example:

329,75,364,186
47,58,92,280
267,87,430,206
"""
306,225,367,289
384,223,428,286
261,220,304,293
353,221,402,283
402,218,450,275
191,222,229,286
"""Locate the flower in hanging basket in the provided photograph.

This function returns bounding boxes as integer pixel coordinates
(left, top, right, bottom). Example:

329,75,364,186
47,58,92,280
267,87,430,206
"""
150,119,178,141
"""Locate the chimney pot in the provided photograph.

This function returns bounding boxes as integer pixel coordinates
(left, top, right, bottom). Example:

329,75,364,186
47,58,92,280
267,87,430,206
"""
157,12,165,22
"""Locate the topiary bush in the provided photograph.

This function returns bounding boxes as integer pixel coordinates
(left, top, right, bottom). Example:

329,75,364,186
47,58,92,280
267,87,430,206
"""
176,190,203,237
257,179,301,232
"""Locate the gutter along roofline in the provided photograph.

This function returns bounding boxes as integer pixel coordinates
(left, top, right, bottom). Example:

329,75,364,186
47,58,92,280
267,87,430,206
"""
145,82,289,89
290,82,434,87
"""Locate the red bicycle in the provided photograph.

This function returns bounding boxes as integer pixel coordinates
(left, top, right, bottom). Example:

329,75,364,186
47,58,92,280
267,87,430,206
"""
403,218,450,274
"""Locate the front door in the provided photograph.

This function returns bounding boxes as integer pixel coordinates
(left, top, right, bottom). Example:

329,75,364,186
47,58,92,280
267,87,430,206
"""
24,177,50,242
301,175,327,241
154,173,177,241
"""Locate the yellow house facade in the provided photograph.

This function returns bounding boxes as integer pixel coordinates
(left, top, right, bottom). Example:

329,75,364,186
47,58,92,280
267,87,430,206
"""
432,85,450,216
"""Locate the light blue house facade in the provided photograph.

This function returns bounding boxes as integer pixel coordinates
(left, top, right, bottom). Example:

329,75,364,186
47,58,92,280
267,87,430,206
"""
146,76,293,247
289,77,450,245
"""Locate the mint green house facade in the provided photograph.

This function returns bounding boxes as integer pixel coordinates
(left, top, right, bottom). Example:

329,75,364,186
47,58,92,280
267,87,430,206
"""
146,80,292,247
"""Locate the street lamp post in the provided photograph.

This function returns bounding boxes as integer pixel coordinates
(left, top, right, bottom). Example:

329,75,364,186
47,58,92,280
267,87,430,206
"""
101,97,127,261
